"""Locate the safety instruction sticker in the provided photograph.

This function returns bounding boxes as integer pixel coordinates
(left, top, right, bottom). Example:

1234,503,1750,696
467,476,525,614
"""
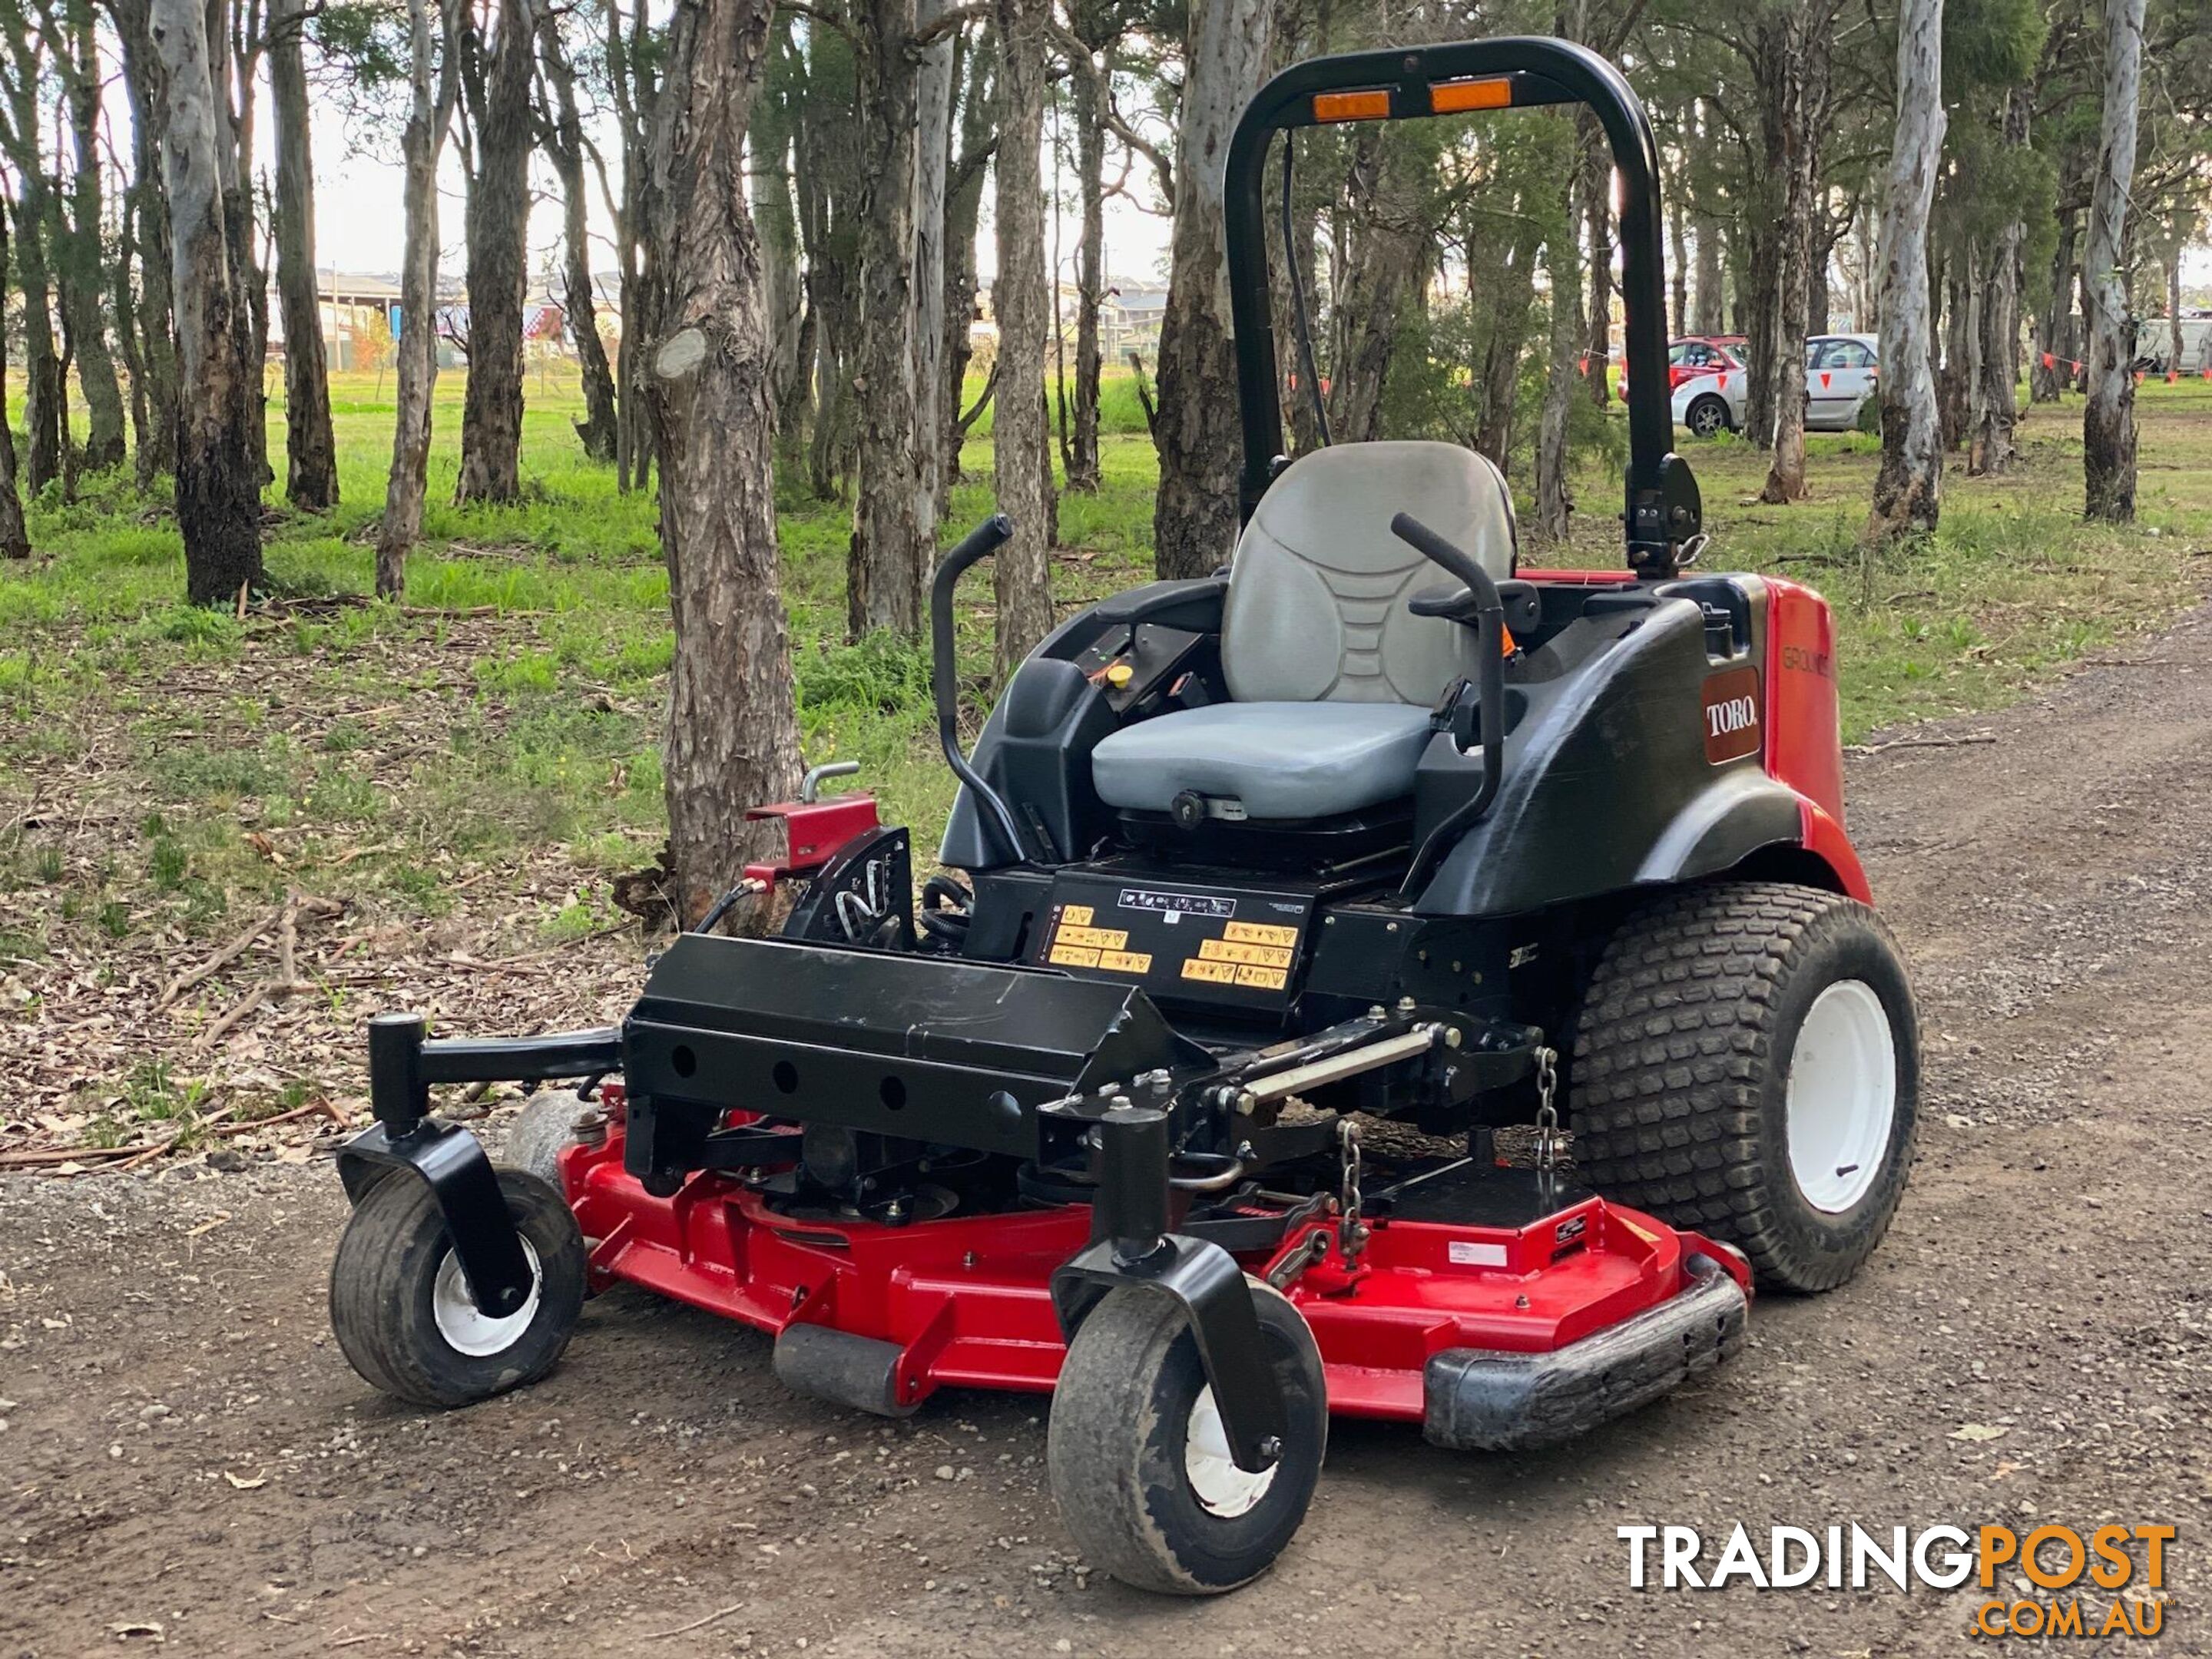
1041,883,1308,1000
1224,922,1298,947
1197,938,1294,969
1047,907,1150,975
1181,958,1238,985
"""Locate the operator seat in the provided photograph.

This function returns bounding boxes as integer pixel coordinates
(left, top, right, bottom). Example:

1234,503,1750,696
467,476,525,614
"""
1091,440,1516,821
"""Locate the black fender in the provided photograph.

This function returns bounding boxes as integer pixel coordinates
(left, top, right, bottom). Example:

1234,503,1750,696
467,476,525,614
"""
1411,589,1803,917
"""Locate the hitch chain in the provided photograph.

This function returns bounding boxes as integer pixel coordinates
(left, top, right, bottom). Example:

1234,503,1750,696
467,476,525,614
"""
1534,1045,1561,1175
1336,1118,1369,1269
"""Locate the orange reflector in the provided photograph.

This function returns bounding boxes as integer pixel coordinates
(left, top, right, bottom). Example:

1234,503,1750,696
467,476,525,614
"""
1429,76,1513,113
1501,622,1518,657
1313,89,1392,122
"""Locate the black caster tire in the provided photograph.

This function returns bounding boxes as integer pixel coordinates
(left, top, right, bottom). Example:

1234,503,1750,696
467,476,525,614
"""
1046,1279,1326,1595
1570,880,1919,1293
329,1167,586,1409
502,1089,594,1190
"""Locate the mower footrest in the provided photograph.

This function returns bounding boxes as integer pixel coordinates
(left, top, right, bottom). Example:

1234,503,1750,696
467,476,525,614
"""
773,1323,918,1419
1421,1253,1747,1452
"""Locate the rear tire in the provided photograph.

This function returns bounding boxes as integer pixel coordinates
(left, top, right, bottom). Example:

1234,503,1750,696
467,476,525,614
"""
329,1167,586,1407
1568,882,1917,1293
1046,1280,1326,1595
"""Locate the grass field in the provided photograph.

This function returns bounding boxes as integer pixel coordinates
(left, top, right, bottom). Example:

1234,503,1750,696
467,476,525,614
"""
1,363,2207,1140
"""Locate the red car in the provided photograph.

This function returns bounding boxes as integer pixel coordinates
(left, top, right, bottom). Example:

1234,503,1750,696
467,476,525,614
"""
1620,335,1745,399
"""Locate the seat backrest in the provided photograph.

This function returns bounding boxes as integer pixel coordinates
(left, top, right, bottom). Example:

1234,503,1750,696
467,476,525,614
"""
1221,440,1517,706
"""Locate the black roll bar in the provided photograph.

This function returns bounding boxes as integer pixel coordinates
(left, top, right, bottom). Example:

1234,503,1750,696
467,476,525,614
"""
1223,36,1702,578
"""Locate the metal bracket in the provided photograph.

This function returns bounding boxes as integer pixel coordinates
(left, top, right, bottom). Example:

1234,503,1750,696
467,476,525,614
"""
1046,1102,1290,1472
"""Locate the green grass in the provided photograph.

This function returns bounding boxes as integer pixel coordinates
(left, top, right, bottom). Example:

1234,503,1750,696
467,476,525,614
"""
1,360,2207,955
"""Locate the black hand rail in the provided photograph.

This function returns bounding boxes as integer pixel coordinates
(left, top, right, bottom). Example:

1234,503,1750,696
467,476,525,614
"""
929,515,1030,864
1390,512,1505,900
1223,36,1701,578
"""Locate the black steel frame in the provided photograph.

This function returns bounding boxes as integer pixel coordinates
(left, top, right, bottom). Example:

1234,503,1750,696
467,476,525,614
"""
1221,35,1703,577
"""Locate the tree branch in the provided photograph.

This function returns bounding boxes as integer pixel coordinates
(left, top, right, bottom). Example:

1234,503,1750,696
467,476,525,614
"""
910,0,986,48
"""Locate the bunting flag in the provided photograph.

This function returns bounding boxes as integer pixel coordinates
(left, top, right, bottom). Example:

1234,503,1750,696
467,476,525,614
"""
2167,370,2180,384
1578,355,1590,374
2041,352,2056,369
2134,370,2146,384
1819,372,1833,389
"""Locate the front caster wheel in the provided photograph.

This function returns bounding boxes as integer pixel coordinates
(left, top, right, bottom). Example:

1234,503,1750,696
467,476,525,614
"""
329,1167,586,1408
1046,1279,1326,1595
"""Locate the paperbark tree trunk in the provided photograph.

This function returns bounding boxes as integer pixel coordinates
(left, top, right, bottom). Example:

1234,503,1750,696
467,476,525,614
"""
939,29,994,505
991,0,1054,683
1151,0,1273,580
0,212,28,557
536,8,619,462
1475,224,1541,469
754,21,809,447
2030,206,2078,402
794,25,859,502
1581,134,1611,408
1866,0,1945,542
377,0,461,599
1327,126,1426,444
111,0,180,484
644,0,801,928
910,0,955,522
55,0,128,474
846,0,932,637
270,0,337,508
1667,187,1688,340
1065,40,1106,492
1968,89,2028,475
455,0,535,505
2081,0,2144,522
217,2,270,489
152,0,267,602
1759,0,1836,506
5,193,64,493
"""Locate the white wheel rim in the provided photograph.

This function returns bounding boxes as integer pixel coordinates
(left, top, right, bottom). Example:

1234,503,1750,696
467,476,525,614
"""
432,1239,542,1357
1785,980,1897,1214
1183,1386,1279,1518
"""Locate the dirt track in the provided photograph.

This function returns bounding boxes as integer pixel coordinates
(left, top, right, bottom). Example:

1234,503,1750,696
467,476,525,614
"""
7,611,2212,1657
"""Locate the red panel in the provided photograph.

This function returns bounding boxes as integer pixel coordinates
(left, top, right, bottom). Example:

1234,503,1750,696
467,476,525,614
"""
1762,577,1846,822
742,794,882,876
557,1121,1746,1423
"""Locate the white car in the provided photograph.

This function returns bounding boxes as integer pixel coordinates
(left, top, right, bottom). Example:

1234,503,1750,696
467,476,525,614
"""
1671,333,1879,437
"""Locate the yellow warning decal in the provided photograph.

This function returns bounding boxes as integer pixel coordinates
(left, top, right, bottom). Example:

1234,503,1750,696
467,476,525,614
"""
1181,958,1238,985
1235,963,1290,990
1060,905,1094,926
1198,939,1294,969
1097,949,1153,975
1055,925,1129,950
1224,922,1299,948
1048,944,1101,968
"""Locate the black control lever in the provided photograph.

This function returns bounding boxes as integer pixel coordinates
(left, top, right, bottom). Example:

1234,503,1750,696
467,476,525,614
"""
1390,512,1506,900
929,515,1031,863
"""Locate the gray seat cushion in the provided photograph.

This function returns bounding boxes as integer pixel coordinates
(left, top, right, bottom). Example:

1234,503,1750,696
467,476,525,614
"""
1091,701,1433,820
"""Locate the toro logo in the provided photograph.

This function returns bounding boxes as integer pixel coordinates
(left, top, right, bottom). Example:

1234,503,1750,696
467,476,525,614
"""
1701,666,1763,764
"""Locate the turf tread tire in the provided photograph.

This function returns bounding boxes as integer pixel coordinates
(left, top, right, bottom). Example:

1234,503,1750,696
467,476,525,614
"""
329,1167,585,1409
1568,880,1917,1293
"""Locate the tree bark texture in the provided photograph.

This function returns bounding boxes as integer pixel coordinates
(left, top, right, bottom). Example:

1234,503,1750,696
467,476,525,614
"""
1065,43,1106,492
1967,88,2028,476
455,0,536,505
2081,0,2144,522
1580,134,1611,408
939,30,994,505
151,0,267,602
378,0,461,598
846,0,933,637
0,211,29,557
909,0,955,528
1151,0,1273,580
270,0,338,507
1327,125,1427,445
112,0,180,484
1759,0,1837,506
538,9,620,462
991,0,1054,683
1867,0,1945,541
644,0,802,929
55,0,129,474
5,192,64,492
795,26,859,500
754,23,810,446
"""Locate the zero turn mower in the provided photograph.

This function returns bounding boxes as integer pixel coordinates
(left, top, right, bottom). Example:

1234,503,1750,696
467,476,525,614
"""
328,35,1916,1595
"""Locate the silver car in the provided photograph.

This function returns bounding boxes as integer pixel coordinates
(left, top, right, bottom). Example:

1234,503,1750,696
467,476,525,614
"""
1671,333,1880,437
